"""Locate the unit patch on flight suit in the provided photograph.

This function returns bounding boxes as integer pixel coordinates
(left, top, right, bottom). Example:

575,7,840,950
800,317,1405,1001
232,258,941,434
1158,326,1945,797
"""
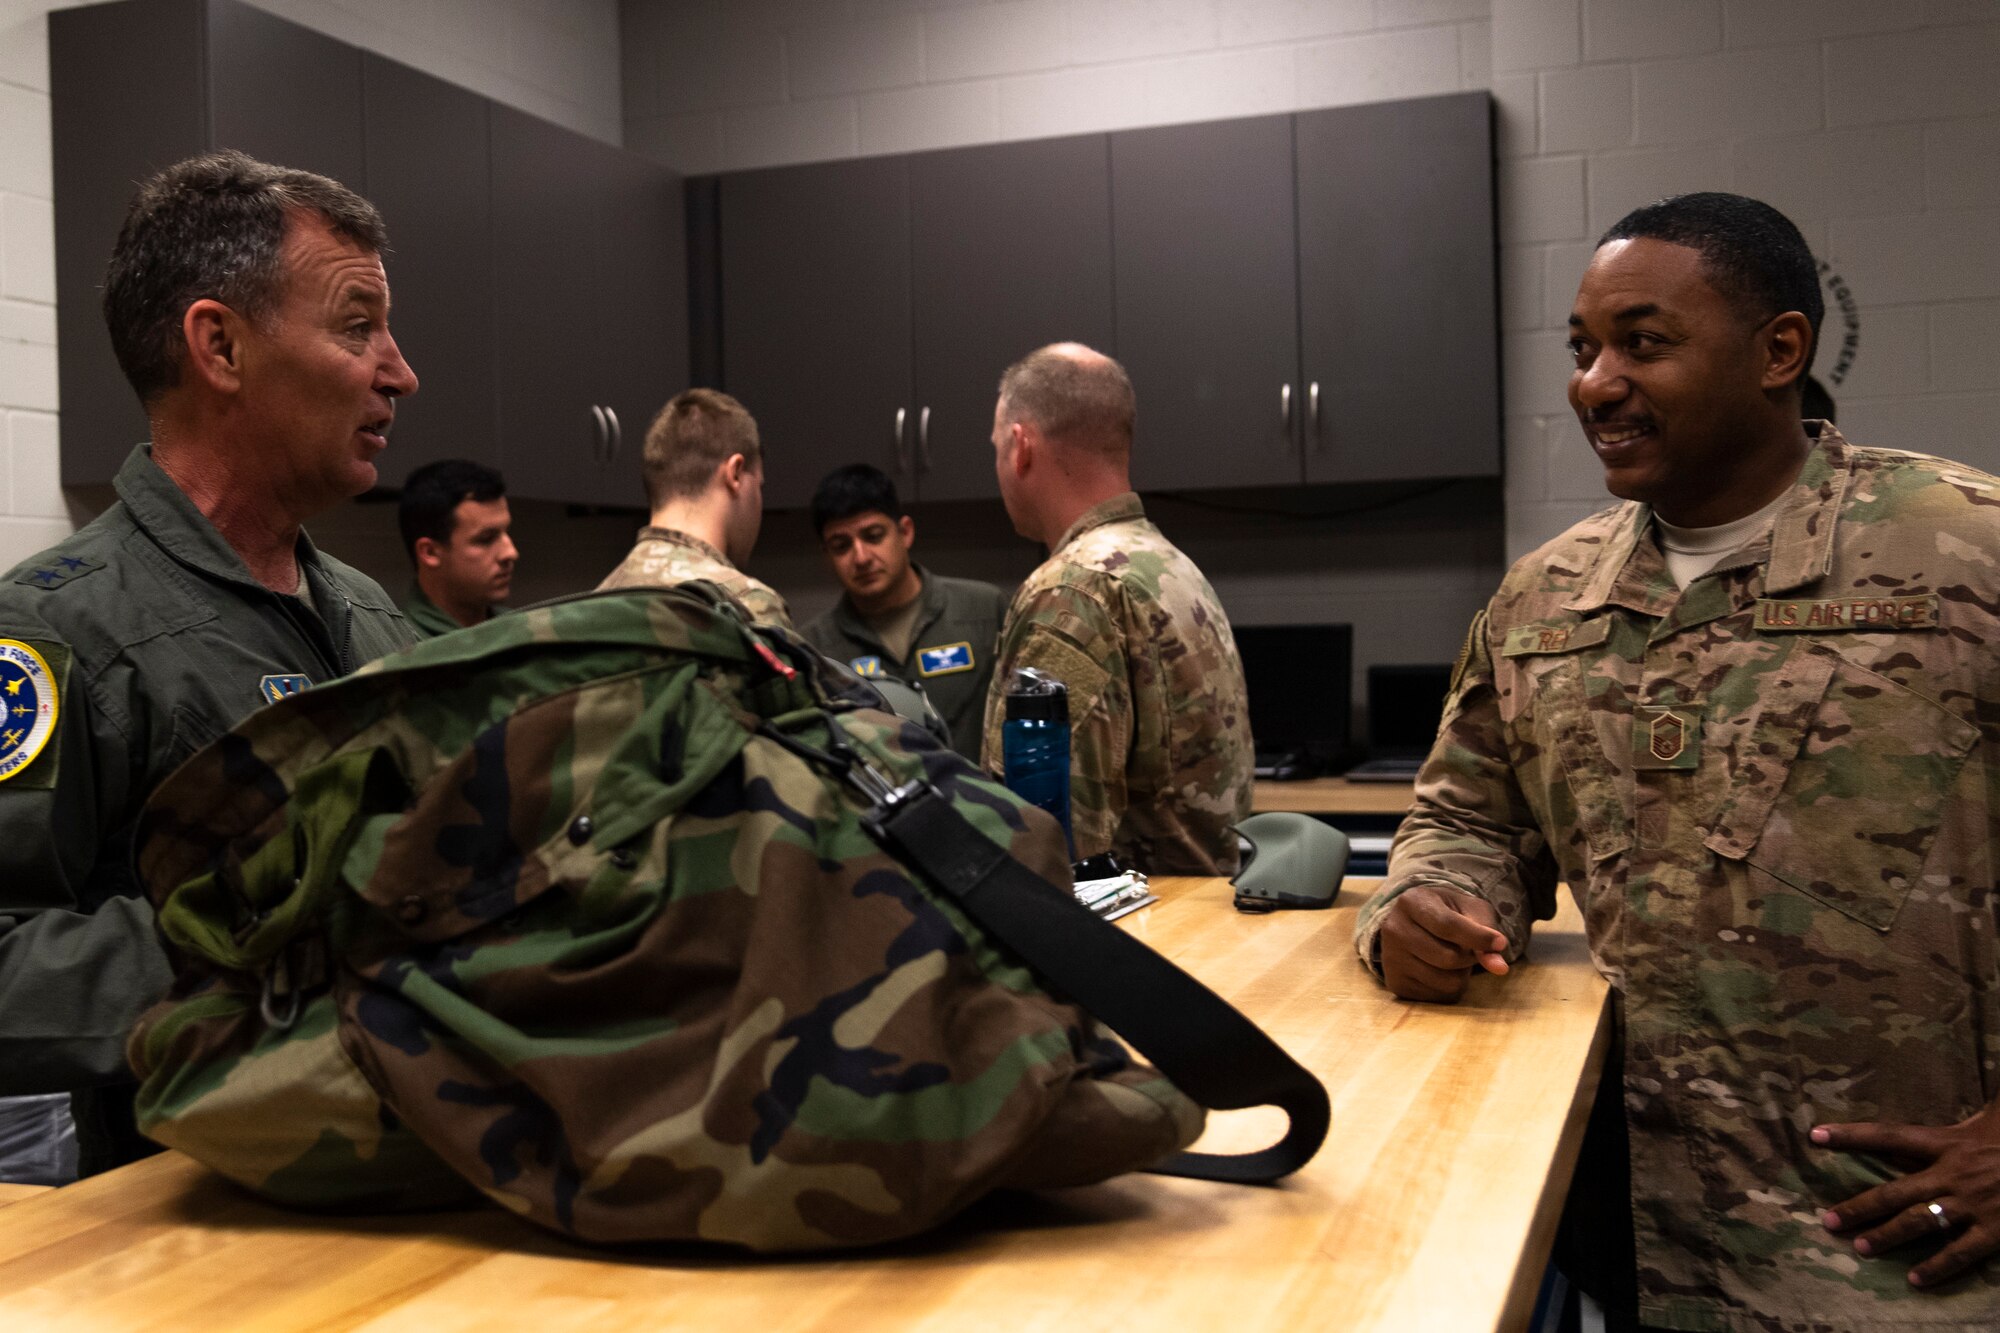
259,674,312,704
0,639,60,783
916,642,974,677
849,655,883,677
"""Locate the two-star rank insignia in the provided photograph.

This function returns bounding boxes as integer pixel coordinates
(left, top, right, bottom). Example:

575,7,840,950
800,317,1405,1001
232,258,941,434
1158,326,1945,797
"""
916,642,974,677
258,674,312,704
849,655,883,677
14,554,103,591
0,640,59,782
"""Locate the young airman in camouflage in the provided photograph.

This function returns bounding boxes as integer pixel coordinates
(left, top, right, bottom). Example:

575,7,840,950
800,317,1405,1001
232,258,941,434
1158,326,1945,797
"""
597,388,793,629
980,344,1253,876
1358,193,2000,1331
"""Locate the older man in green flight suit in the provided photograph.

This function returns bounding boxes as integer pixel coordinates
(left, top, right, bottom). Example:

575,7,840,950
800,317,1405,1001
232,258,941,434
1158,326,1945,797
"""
0,150,419,1181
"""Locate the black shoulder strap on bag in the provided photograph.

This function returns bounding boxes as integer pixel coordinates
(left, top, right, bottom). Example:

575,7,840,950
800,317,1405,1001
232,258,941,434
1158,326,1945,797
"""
743,631,1329,1184
862,781,1328,1183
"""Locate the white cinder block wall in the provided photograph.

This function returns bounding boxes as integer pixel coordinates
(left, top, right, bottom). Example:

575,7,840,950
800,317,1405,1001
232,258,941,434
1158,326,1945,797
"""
0,0,622,574
1499,0,2000,554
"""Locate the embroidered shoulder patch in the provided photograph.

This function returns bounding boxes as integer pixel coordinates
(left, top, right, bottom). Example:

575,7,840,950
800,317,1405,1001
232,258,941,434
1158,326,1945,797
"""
0,639,61,782
849,655,883,678
15,554,104,591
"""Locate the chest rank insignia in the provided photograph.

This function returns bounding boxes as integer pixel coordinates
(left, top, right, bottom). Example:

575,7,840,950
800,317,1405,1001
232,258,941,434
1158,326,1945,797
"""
1634,703,1701,772
0,640,60,782
849,655,883,678
917,642,974,677
259,674,312,704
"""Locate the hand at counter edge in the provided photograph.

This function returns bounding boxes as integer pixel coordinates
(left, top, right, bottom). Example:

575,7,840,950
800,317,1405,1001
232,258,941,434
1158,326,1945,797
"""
1376,884,1510,1004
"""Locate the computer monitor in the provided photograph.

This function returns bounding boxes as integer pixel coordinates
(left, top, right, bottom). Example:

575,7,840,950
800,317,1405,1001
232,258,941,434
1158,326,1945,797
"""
1366,663,1453,753
1233,623,1353,766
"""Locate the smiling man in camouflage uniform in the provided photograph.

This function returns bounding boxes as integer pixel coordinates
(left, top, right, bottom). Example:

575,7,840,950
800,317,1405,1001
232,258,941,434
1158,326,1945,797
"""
1358,193,2000,1331
980,343,1252,876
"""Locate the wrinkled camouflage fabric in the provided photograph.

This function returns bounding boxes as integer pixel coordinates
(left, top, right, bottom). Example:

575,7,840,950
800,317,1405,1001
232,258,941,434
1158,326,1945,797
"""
597,527,794,630
128,587,1202,1251
979,494,1253,876
1356,426,2000,1332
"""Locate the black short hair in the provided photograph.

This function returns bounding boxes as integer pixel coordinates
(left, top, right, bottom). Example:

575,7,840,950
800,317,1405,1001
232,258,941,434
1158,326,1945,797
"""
102,149,390,406
398,459,506,562
1800,374,1836,424
811,463,904,537
1600,191,1823,386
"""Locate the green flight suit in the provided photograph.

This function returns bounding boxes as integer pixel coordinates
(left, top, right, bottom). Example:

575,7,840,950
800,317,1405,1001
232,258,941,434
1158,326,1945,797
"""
402,582,503,639
0,445,415,1172
801,565,1008,761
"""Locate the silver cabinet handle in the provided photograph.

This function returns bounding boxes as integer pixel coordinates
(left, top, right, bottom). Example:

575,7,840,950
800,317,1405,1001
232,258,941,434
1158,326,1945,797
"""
918,406,931,472
1308,381,1320,442
590,405,609,464
1280,382,1292,434
604,405,622,461
893,407,909,474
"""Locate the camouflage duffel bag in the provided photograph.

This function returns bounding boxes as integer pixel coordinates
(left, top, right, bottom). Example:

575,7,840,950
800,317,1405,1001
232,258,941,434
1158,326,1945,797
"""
127,586,1325,1251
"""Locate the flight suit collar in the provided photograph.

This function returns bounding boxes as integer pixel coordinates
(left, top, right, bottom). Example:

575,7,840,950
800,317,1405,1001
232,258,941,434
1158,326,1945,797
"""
831,563,942,664
637,525,736,571
1052,492,1144,556
403,581,478,637
1562,425,1852,621
114,443,333,594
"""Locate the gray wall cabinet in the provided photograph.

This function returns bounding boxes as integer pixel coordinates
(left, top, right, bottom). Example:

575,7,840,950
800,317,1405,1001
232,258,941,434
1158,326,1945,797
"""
491,106,687,509
1111,114,1304,492
717,155,913,513
1295,94,1499,484
709,92,1497,504
52,0,687,506
715,133,1116,510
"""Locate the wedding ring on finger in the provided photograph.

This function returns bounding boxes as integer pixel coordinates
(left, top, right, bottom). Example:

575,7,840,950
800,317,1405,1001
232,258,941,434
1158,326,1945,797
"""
1928,1201,1952,1232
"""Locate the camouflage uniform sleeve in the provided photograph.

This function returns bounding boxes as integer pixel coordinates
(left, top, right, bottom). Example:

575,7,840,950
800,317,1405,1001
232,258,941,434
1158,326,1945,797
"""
1354,608,1559,977
738,581,795,632
979,581,1128,862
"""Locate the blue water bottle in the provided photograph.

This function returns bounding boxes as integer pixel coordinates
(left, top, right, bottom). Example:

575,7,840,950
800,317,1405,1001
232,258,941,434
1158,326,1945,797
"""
1001,667,1074,858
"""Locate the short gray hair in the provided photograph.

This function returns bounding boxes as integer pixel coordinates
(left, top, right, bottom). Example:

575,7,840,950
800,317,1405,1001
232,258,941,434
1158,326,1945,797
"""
997,344,1135,458
102,150,389,405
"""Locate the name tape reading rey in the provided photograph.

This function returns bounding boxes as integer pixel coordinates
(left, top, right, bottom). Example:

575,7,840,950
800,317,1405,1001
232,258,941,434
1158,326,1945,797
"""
0,639,59,781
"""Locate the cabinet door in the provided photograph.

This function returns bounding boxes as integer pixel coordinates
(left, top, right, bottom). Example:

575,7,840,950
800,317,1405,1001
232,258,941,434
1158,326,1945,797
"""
1297,94,1499,482
361,55,493,489
207,0,364,188
51,0,207,483
1111,116,1302,491
490,106,613,505
587,145,688,510
719,157,912,511
909,134,1115,503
